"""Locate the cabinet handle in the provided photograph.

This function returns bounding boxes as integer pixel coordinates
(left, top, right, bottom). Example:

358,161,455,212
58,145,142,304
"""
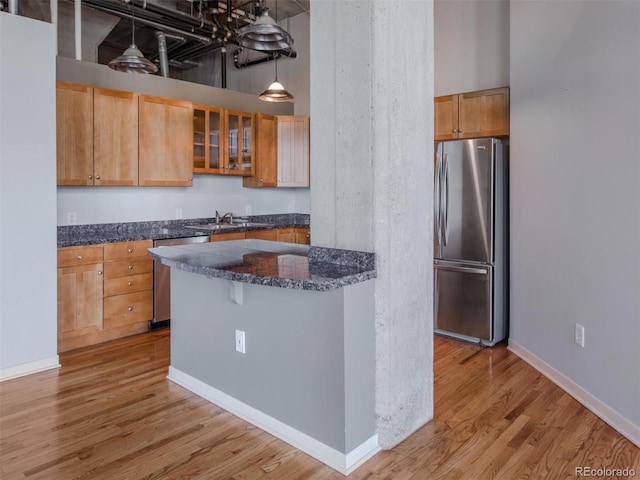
128,281,133,286
458,129,463,133
88,175,93,179
452,129,457,133
95,175,101,180
98,271,103,275
77,255,83,260
128,264,134,270
128,306,134,312
127,248,133,253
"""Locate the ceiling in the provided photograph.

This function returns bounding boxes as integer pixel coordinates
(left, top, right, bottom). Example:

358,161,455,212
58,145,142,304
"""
14,0,309,71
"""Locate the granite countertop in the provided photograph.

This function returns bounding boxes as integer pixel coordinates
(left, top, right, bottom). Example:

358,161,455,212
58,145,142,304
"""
148,239,376,291
57,213,309,247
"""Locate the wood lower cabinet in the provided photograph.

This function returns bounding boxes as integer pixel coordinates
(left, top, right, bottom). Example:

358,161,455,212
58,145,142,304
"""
209,232,247,242
246,229,278,241
57,240,153,352
435,87,509,141
276,227,310,244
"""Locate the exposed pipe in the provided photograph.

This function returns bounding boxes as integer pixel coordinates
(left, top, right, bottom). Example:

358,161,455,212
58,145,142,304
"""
51,0,58,54
84,2,213,45
155,32,169,77
8,0,17,14
75,0,82,60
233,48,297,69
221,47,227,89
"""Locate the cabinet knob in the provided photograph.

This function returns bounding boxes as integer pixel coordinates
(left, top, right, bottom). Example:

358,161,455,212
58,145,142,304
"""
189,177,193,181
128,281,133,286
452,129,457,133
98,271,103,275
128,264,134,270
77,255,83,260
95,175,101,180
127,248,133,253
128,306,134,312
88,175,93,179
458,129,463,133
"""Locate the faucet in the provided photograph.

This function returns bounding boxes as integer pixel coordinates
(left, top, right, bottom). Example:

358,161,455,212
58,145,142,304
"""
215,210,234,224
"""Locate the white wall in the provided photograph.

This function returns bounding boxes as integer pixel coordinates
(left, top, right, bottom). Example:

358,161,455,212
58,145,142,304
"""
58,176,310,224
56,57,310,225
434,0,509,95
510,0,640,440
0,14,59,377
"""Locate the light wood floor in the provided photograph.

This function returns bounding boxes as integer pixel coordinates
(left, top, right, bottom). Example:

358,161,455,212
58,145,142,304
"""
1,330,638,479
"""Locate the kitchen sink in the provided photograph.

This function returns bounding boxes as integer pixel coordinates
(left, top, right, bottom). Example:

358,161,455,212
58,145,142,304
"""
184,221,272,231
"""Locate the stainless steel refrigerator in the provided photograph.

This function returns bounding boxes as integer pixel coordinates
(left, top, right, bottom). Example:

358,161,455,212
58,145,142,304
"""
433,138,508,346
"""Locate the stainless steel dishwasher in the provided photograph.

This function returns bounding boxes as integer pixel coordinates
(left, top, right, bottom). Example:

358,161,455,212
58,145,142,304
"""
151,235,209,330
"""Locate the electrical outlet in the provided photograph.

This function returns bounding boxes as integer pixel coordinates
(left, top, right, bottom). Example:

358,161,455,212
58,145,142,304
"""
575,323,585,347
175,208,183,219
245,205,252,215
67,212,77,225
235,330,246,354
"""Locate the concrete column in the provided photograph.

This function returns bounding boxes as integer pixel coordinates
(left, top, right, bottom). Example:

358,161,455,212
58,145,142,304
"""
310,0,434,449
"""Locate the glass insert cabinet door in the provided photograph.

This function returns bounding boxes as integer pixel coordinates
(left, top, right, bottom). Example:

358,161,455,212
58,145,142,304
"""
193,105,223,174
225,110,255,176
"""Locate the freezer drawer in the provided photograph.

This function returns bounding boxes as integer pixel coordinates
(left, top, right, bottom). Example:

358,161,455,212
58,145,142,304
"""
434,260,493,342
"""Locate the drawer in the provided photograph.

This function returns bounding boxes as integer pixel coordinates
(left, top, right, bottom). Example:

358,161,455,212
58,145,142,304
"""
104,240,153,261
104,290,153,328
246,229,277,241
58,245,104,267
209,232,245,242
104,272,152,296
103,257,153,279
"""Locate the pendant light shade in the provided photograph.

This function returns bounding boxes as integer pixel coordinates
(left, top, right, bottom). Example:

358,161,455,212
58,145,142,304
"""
236,7,293,51
259,78,294,102
108,44,158,74
108,2,158,74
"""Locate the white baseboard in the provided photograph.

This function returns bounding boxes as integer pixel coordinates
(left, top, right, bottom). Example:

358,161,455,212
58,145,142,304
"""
0,356,60,382
168,366,380,475
508,340,640,448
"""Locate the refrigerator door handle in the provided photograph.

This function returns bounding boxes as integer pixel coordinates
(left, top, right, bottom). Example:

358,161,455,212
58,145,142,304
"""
442,153,450,246
435,264,488,275
434,151,442,249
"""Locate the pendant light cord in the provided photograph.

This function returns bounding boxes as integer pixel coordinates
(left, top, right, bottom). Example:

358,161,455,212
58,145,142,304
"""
131,0,136,46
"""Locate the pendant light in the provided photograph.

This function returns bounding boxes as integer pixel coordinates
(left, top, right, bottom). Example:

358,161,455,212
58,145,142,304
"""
259,55,294,102
236,0,293,52
108,1,158,74
258,0,293,102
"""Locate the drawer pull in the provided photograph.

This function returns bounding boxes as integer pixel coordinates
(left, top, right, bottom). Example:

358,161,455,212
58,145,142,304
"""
128,281,133,286
128,265,134,270
77,255,83,260
128,306,134,312
128,248,133,253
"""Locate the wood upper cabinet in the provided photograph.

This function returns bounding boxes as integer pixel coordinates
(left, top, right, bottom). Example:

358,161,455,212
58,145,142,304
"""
93,87,139,186
278,115,310,187
193,105,224,174
435,87,509,141
139,95,194,186
243,115,310,188
243,113,277,187
57,82,94,185
57,83,139,186
224,110,254,175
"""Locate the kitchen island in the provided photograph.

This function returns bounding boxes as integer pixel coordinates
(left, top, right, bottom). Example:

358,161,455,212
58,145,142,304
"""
148,240,379,474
